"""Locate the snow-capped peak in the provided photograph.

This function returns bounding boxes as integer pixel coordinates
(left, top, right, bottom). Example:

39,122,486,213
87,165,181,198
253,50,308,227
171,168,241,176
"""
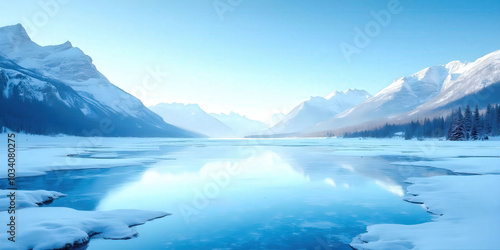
0,23,198,137
309,50,500,135
0,24,150,119
325,90,342,99
1,26,139,113
0,24,41,60
325,88,370,100
45,41,73,52
0,23,32,43
445,60,468,74
154,102,204,113
263,88,371,134
149,102,237,137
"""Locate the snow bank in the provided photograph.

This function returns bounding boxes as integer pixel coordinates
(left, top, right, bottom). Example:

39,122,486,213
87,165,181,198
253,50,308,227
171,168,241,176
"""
347,138,500,249
351,175,500,249
0,190,65,211
0,207,169,250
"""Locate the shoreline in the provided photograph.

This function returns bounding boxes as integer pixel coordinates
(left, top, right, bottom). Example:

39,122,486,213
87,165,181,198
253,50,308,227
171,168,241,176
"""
350,154,500,249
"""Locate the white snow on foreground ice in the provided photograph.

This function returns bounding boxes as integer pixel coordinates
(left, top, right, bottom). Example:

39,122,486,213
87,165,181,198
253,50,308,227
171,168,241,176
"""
0,190,65,211
350,139,500,250
351,175,500,249
0,208,169,250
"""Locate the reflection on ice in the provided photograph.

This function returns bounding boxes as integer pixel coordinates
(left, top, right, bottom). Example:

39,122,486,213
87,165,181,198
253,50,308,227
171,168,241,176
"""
300,221,337,229
375,180,404,197
324,178,337,187
97,151,311,216
87,140,448,249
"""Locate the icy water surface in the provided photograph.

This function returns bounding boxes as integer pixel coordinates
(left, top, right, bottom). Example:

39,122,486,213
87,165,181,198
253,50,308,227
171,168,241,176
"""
13,139,454,249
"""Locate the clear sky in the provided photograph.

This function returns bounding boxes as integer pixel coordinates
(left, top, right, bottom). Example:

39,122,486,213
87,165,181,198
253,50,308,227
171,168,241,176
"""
1,0,499,122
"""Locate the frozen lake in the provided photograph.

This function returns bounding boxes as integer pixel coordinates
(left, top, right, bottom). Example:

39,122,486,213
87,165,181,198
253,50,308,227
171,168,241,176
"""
3,138,458,249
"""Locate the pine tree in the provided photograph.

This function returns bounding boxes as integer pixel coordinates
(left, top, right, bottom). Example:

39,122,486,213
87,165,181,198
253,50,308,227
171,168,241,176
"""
448,107,465,141
473,104,483,138
405,126,412,140
484,104,493,135
463,104,472,140
434,117,445,137
447,110,455,139
497,104,500,135
492,104,499,136
471,121,479,140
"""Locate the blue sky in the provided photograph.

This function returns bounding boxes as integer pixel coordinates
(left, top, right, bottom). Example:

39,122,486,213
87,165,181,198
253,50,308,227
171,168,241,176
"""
1,0,499,122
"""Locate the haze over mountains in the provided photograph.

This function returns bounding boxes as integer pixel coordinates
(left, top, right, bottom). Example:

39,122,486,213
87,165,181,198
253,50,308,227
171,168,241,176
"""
0,23,498,138
149,103,235,137
210,112,268,136
149,103,268,137
264,89,372,135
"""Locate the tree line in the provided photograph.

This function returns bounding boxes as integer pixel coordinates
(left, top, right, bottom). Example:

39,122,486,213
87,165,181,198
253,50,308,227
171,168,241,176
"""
343,103,500,140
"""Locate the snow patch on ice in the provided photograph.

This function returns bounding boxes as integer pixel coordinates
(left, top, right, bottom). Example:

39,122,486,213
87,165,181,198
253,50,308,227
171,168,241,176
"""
0,207,169,250
0,190,65,211
351,175,500,250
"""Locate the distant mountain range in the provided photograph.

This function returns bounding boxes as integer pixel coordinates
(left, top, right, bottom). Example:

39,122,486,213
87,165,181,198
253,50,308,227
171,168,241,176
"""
149,103,267,137
263,89,372,135
0,24,198,137
210,112,268,136
149,103,236,137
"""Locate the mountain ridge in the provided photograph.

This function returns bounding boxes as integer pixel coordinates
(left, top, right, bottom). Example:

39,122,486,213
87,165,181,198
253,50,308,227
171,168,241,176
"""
149,102,237,138
262,88,372,135
0,24,199,137
308,50,500,136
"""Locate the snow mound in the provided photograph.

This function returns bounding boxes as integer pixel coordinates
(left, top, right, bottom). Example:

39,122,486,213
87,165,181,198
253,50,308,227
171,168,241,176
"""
0,190,65,211
0,207,169,250
351,175,500,250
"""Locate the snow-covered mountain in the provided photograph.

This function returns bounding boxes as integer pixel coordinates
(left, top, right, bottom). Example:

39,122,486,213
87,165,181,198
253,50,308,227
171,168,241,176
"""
399,50,500,120
0,24,198,137
310,50,500,135
210,112,268,136
150,103,238,138
265,89,372,134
